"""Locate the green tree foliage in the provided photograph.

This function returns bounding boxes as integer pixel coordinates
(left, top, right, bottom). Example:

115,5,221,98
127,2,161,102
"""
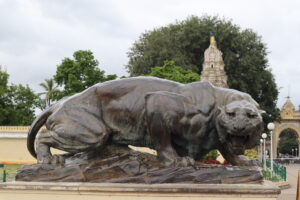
54,50,117,99
0,69,41,125
149,60,200,83
5,84,41,125
39,78,60,108
278,129,299,155
0,69,9,124
0,68,9,96
126,15,279,123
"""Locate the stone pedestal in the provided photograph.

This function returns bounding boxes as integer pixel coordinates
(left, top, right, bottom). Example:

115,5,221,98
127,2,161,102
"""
0,181,280,200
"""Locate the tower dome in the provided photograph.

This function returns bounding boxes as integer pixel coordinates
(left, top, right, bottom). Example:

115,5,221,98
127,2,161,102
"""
281,97,295,118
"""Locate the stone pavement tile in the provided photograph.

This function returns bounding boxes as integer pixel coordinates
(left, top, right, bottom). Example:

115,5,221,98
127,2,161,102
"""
278,164,300,200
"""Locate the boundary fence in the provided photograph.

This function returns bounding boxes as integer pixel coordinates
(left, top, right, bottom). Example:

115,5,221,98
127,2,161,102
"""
266,160,286,181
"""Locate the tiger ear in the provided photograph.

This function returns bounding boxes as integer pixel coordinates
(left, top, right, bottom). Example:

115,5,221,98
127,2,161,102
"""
259,110,266,114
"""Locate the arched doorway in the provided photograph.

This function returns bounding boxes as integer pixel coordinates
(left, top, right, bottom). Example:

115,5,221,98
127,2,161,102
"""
277,128,299,157
272,97,300,158
272,122,300,158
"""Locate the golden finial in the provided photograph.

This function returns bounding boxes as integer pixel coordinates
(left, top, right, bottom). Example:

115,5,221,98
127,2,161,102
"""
210,36,216,46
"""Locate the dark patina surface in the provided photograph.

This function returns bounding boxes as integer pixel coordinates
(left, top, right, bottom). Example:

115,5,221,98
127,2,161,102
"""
27,77,264,167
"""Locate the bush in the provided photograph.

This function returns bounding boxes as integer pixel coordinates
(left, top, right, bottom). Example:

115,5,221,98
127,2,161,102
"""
263,169,281,182
201,150,220,161
244,149,258,159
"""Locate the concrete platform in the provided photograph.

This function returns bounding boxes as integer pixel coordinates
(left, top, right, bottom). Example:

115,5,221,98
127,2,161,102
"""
0,181,280,200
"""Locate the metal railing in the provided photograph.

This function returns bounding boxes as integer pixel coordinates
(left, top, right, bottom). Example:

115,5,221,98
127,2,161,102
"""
266,160,286,181
0,164,6,182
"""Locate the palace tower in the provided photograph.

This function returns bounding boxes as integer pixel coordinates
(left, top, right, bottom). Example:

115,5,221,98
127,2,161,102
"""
201,36,228,88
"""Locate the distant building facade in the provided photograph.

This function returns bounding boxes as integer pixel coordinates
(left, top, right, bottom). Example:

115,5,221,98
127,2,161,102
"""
271,97,300,157
0,126,60,164
201,36,228,88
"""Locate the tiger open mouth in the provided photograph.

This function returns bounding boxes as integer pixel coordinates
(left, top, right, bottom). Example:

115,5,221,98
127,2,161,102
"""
226,134,250,154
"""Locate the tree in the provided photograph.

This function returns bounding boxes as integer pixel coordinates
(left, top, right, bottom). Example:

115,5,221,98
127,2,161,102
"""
126,15,279,123
149,60,200,83
39,78,60,108
5,84,41,125
0,68,41,125
0,67,9,96
278,129,299,155
54,50,117,99
0,69,10,124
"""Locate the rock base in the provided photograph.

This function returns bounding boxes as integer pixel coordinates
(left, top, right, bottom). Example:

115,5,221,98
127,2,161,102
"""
16,146,262,184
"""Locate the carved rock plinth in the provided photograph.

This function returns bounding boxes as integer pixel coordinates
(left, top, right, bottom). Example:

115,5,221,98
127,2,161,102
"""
16,147,262,184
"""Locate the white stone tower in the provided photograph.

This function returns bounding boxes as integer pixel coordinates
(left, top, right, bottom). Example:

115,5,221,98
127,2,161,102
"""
201,36,228,88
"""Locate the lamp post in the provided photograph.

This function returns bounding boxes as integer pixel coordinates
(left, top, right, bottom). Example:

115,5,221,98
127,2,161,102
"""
260,139,263,162
296,148,298,157
267,122,275,175
262,133,268,171
292,149,294,157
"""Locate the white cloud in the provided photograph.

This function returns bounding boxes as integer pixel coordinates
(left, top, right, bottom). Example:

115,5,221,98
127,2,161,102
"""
0,0,300,109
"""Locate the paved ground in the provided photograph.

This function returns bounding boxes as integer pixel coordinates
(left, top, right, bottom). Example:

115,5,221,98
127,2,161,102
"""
278,164,300,200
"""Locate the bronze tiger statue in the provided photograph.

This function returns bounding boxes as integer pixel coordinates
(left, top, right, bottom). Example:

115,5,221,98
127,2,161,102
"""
28,77,264,167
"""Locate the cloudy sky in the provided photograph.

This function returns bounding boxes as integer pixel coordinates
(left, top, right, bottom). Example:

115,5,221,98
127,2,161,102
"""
0,0,300,108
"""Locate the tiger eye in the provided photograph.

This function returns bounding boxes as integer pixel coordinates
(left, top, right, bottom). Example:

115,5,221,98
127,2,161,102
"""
247,113,257,118
227,112,235,117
